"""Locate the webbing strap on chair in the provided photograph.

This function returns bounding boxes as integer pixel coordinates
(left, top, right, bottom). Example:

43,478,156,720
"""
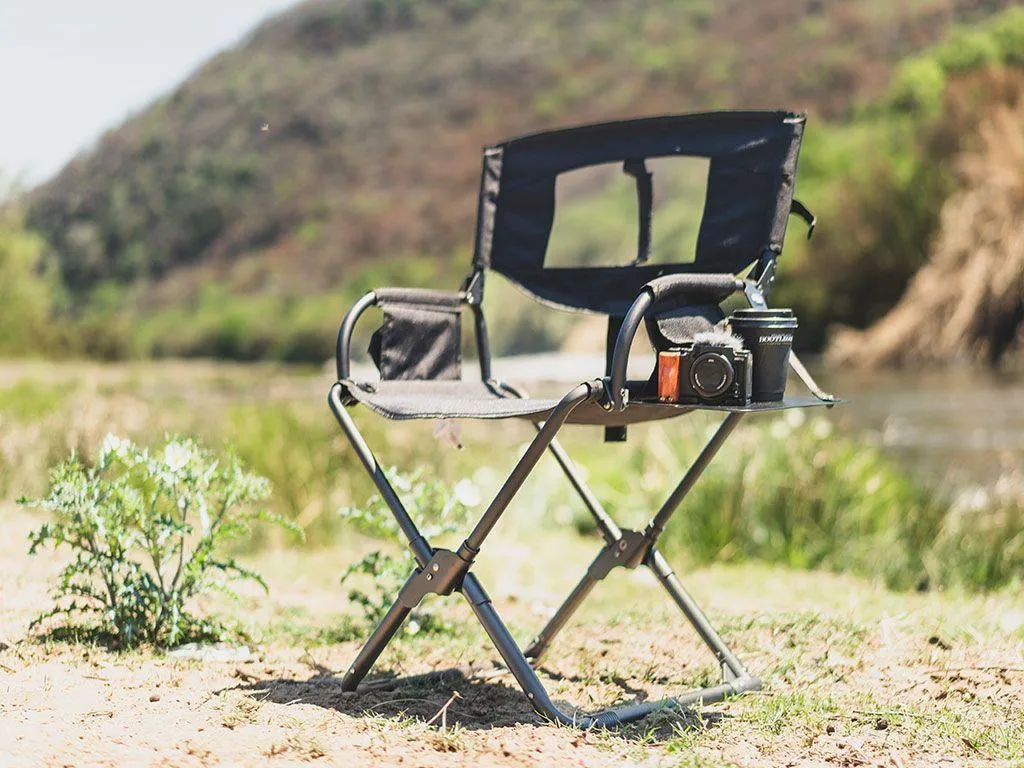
622,158,653,265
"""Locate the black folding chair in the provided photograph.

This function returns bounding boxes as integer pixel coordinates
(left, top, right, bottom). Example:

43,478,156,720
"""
328,111,838,727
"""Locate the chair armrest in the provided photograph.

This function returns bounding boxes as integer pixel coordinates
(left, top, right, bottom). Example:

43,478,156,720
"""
607,274,744,411
645,273,744,302
373,287,466,308
336,291,381,380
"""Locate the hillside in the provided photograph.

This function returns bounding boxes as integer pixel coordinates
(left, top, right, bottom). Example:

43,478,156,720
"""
827,68,1024,368
20,0,1024,360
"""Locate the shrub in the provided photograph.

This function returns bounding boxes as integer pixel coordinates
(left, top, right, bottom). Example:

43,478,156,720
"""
20,434,292,648
989,7,1024,64
578,413,1022,592
338,468,479,635
888,57,946,114
0,206,58,356
935,28,1001,73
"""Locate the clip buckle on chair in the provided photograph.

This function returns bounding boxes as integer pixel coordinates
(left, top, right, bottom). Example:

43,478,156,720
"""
328,111,838,727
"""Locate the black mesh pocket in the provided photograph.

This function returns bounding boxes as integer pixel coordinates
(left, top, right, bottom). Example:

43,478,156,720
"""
369,302,461,381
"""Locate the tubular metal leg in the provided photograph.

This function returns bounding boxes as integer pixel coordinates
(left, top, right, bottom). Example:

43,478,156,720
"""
647,412,745,537
329,381,595,693
527,413,746,663
647,549,751,680
329,383,433,567
524,564,600,660
458,383,594,558
341,585,415,691
500,382,622,545
464,571,758,728
540,436,622,544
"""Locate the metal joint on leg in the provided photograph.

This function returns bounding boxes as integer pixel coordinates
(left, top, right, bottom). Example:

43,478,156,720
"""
396,549,471,609
587,529,649,580
332,380,596,694
529,413,747,666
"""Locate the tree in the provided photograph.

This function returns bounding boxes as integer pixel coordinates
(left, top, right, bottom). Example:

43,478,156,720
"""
0,202,56,355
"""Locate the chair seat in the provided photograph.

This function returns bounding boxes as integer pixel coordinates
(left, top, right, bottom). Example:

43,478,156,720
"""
341,379,834,426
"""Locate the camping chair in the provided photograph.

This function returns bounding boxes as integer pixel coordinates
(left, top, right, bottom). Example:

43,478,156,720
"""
328,111,838,727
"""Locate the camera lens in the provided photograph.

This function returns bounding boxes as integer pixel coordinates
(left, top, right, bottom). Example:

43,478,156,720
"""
690,352,735,400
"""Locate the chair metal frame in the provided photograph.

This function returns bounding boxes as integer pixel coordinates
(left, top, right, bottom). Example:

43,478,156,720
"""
327,264,833,727
327,111,840,727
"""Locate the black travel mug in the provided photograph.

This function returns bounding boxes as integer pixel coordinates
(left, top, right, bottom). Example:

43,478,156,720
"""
728,309,798,402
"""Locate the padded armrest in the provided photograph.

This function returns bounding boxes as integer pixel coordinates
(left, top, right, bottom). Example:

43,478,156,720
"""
374,287,466,309
645,273,744,302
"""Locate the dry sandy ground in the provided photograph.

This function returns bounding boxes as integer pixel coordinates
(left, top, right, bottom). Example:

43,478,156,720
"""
2,506,1022,768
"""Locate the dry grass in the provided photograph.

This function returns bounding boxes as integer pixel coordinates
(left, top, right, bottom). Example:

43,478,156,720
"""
829,69,1024,368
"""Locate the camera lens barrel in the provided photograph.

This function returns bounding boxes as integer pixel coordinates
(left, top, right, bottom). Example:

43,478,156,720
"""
689,352,735,399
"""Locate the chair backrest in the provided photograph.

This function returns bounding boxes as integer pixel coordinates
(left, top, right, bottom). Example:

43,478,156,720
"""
471,111,806,317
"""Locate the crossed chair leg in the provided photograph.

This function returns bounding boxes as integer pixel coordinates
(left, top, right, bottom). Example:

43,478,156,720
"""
328,381,759,728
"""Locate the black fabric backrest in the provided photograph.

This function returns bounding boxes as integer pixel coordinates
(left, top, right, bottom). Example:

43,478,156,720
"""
472,111,805,316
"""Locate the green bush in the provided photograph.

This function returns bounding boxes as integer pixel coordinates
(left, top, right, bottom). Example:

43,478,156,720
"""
935,28,1001,73
0,207,58,356
989,7,1024,64
573,414,1022,592
888,57,947,114
20,434,293,648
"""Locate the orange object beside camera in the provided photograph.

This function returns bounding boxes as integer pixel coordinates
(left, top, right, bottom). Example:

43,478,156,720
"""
657,351,681,402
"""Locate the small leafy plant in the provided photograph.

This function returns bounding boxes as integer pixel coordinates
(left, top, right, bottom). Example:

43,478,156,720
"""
20,433,291,648
339,468,479,636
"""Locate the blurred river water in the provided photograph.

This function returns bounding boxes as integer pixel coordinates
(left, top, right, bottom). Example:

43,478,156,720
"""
817,365,1024,487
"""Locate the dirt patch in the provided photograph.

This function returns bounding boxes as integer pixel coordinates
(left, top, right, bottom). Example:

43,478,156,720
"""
2,507,1022,767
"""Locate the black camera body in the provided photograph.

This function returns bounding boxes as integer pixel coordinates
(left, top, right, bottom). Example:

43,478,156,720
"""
676,341,752,406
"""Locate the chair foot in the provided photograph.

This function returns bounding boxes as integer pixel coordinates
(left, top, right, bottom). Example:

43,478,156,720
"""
465,572,759,728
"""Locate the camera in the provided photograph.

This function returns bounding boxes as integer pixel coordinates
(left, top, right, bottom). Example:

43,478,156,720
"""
657,331,752,406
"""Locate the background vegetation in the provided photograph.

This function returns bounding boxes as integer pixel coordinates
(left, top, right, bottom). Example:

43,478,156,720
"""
3,364,1020,594
5,2,1023,361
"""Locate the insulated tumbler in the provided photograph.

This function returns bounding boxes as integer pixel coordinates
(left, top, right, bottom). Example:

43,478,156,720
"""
728,308,798,402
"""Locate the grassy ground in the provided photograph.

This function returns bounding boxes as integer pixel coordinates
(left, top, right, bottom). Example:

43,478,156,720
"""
1,360,1021,765
2,504,1022,767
